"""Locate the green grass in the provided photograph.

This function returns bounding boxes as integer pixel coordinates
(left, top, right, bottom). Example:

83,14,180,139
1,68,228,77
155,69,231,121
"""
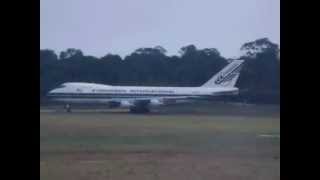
40,103,280,180
41,111,279,153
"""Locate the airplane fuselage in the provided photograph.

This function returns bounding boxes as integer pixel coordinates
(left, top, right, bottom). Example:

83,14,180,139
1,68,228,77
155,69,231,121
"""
48,83,238,104
46,60,244,113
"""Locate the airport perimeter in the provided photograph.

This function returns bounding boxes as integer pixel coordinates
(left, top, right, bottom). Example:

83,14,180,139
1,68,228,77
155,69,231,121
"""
40,102,280,180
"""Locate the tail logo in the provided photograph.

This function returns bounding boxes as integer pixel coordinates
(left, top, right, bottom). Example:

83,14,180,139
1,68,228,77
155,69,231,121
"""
201,60,244,87
215,73,237,84
214,64,242,84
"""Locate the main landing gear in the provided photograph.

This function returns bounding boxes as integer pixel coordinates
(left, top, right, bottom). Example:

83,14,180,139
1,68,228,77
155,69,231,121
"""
129,106,150,114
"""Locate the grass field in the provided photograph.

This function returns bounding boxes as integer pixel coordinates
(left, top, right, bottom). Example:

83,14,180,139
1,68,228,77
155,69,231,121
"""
40,102,280,180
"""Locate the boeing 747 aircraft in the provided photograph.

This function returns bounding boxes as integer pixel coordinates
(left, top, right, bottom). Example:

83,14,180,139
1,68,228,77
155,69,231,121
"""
47,60,244,113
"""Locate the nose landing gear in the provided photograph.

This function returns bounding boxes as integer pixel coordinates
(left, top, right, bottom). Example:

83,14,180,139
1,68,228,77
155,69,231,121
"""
65,104,71,113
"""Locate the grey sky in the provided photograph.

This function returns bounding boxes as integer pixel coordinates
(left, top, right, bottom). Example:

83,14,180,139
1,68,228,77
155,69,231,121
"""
41,0,279,58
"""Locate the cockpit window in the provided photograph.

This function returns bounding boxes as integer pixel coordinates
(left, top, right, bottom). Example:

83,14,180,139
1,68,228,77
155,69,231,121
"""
57,84,66,88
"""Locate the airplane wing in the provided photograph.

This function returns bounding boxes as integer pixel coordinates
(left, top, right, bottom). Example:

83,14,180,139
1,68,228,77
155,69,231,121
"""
109,95,202,101
107,95,205,107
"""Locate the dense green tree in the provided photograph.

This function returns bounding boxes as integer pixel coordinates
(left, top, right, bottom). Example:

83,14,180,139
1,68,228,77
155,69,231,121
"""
40,49,59,99
238,38,280,103
59,48,84,60
40,38,280,104
240,38,279,57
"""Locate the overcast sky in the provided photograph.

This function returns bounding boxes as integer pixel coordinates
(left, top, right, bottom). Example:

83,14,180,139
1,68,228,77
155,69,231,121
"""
41,0,279,58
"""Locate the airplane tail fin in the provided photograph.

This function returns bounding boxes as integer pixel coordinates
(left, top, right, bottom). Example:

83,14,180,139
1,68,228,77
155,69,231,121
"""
201,60,244,88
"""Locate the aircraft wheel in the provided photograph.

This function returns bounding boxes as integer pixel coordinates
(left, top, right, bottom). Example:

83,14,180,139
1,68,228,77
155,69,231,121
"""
130,106,150,114
65,104,72,113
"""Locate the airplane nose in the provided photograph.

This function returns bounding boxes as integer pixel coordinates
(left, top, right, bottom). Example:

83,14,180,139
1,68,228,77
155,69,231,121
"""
47,89,57,96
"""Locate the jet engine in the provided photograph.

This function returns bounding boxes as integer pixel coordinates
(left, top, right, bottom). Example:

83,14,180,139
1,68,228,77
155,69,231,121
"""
107,101,134,108
107,101,121,108
120,100,134,107
149,99,164,106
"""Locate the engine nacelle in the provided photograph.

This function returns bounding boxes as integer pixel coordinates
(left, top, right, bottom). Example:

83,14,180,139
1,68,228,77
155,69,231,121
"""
107,101,121,108
149,99,164,106
120,100,134,107
107,101,134,108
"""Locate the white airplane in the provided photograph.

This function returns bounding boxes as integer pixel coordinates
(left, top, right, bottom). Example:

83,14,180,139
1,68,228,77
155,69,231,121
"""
48,60,244,113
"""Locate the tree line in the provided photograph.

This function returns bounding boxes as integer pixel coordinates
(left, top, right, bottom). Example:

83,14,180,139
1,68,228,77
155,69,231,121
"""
40,38,280,104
